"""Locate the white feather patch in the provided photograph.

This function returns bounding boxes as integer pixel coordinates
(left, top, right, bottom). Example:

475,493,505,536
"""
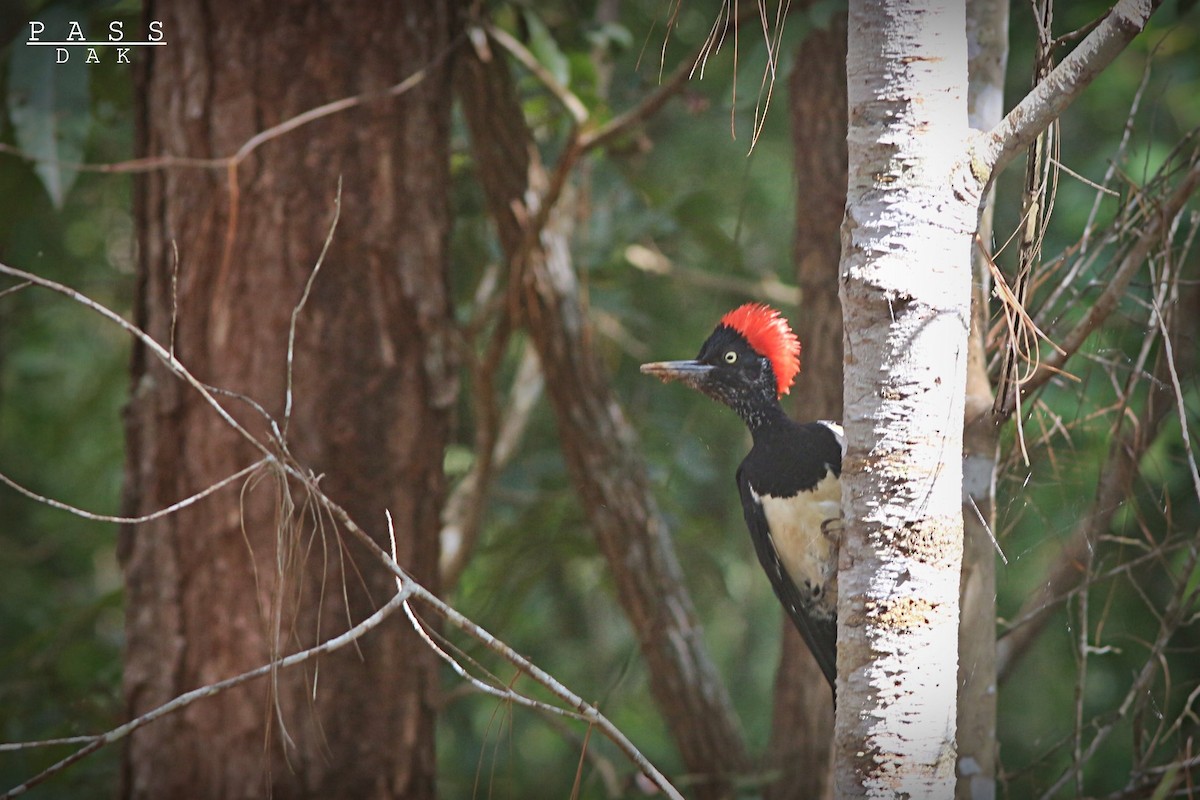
751,471,840,613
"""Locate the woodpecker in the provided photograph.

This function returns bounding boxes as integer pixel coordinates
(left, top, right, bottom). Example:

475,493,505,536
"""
641,303,842,691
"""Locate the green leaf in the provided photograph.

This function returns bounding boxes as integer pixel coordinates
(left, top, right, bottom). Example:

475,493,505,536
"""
586,22,634,52
444,444,475,477
6,5,92,209
521,10,570,89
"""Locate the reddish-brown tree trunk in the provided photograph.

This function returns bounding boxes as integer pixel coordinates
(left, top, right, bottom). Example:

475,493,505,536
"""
120,3,457,797
765,10,847,800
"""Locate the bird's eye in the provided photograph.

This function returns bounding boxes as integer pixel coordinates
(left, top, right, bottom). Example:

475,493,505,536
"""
723,351,737,364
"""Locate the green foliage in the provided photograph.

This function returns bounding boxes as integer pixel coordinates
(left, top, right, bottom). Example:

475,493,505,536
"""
0,1,136,793
6,4,92,208
1,0,1199,796
440,3,808,792
991,2,1200,795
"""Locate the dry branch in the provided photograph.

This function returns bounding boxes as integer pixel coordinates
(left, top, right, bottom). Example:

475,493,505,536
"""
440,342,543,588
0,261,686,800
625,243,799,306
972,0,1164,186
1,579,414,799
996,147,1200,417
0,459,267,525
997,219,1199,683
1038,525,1200,800
0,36,463,178
455,29,751,794
995,393,1168,680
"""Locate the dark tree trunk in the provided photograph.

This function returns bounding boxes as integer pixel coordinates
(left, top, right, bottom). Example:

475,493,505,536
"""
765,10,847,800
120,3,457,798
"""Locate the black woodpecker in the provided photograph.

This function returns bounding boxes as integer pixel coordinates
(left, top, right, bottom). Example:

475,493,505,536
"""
641,303,842,693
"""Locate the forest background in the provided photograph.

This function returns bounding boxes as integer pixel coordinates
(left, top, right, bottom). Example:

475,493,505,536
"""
1,0,1199,797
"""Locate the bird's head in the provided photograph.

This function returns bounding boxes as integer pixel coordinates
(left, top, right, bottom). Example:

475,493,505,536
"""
641,303,800,413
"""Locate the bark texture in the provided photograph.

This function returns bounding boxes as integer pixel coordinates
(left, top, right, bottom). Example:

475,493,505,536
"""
766,8,847,800
958,3,1008,798
120,3,457,798
837,2,977,796
456,43,750,799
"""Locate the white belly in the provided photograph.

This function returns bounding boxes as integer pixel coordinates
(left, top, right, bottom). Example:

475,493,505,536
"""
752,471,840,608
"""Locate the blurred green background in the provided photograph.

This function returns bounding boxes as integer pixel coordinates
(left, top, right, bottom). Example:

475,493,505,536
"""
1,0,1199,797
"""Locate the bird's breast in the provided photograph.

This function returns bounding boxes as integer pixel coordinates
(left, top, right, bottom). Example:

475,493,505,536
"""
751,471,840,618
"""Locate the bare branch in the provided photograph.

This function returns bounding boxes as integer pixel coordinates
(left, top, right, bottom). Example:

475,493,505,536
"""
1037,528,1200,799
0,458,268,526
0,584,413,799
996,148,1200,416
579,59,692,155
625,243,799,306
457,32,751,795
0,37,462,178
440,342,543,588
487,25,588,125
997,225,1197,681
972,0,1163,185
0,265,686,800
0,280,31,301
0,263,270,455
283,178,342,438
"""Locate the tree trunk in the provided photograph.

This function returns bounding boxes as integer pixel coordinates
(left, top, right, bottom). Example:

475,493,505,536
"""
836,2,978,796
120,3,457,797
766,8,847,800
958,3,1008,798
455,44,750,800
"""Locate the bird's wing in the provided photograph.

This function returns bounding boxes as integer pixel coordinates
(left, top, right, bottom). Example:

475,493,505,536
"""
737,466,838,691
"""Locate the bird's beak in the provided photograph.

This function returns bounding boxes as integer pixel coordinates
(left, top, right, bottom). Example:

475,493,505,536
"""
640,359,713,390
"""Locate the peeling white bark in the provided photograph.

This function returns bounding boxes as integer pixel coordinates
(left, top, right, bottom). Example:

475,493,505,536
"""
837,2,978,797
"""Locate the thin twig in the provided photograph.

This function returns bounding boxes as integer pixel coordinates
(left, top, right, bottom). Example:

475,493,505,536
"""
0,736,103,753
1038,529,1200,800
1050,156,1121,196
283,178,342,438
0,37,463,179
440,342,543,588
973,0,1164,186
0,281,32,301
168,241,180,359
0,262,271,457
624,243,799,306
996,250,1184,680
335,499,684,800
0,584,413,799
998,151,1200,415
487,25,588,125
1151,279,1200,508
0,261,684,800
1079,50,1153,255
0,459,268,526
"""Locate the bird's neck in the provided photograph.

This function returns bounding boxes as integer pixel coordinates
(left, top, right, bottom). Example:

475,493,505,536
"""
735,395,790,437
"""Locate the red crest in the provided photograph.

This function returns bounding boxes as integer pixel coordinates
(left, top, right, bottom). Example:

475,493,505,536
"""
720,303,801,398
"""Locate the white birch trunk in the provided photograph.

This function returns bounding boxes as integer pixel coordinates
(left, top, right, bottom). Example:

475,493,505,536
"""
836,2,979,797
